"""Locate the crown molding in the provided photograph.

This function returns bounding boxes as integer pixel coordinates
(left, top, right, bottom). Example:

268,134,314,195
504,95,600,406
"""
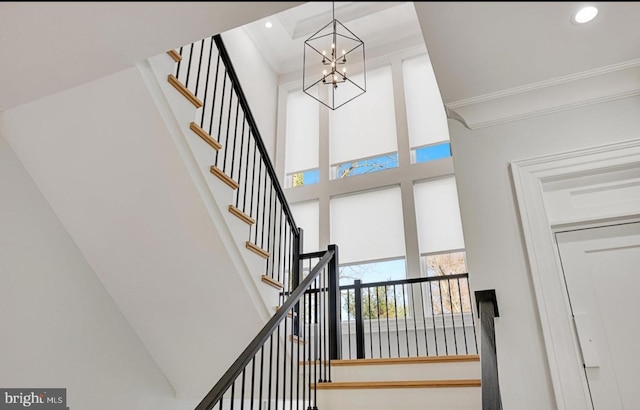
446,59,640,130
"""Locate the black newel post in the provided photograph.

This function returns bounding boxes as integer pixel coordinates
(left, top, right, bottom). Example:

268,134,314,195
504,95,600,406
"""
475,289,502,410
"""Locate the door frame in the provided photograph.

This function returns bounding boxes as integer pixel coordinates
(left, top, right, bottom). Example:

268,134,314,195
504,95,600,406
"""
510,138,640,409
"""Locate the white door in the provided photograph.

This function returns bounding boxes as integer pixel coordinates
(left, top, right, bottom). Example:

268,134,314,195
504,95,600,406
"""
556,222,640,409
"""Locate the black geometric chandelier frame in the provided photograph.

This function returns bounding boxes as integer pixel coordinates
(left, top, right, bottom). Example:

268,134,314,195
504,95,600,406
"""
303,2,366,110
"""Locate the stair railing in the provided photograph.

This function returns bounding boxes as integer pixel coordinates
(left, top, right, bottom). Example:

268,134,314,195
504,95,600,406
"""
340,273,478,360
195,247,340,410
475,289,502,410
173,34,300,302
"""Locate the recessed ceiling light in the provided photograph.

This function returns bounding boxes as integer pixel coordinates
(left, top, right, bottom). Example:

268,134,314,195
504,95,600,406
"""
573,6,598,24
265,21,273,29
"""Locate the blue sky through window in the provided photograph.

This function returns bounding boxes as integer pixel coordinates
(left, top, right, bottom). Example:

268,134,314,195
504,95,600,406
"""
336,153,398,179
339,258,406,286
302,169,319,184
414,142,451,163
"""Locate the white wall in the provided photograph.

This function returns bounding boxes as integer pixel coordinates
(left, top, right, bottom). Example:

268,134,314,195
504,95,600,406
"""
222,27,280,159
0,64,265,399
0,135,199,410
450,95,640,409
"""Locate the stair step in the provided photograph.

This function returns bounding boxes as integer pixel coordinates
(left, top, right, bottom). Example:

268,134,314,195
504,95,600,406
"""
301,355,480,383
246,241,269,259
167,74,203,108
228,205,254,225
210,166,239,190
315,379,481,410
190,122,221,151
261,275,283,290
166,49,182,62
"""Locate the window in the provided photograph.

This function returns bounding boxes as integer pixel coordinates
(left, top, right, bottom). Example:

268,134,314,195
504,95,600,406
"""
330,65,397,172
289,200,319,253
339,258,406,286
412,142,451,164
287,168,320,188
402,54,450,163
330,186,406,265
285,90,318,182
333,152,398,179
413,176,465,256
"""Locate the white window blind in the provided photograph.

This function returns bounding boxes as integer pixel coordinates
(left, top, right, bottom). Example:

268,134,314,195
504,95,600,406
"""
290,200,319,254
330,186,405,264
402,54,449,148
413,176,465,254
330,65,397,165
285,90,319,174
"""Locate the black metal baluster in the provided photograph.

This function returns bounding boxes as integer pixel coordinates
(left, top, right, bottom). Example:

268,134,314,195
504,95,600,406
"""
354,280,364,359
294,305,300,410
402,284,409,357
219,392,223,410
195,38,205,98
230,380,235,410
393,285,400,357
438,280,448,355
276,210,284,285
185,43,194,88
267,335,273,409
283,309,289,410
449,278,459,354
420,283,429,356
250,357,256,410
248,140,258,243
367,287,373,358
411,284,419,356
175,46,184,78
457,278,469,354
302,292,307,410
208,54,221,137
237,117,247,209
200,38,214,128
258,347,264,410
312,277,318,408
222,86,234,173
240,369,246,410
214,69,227,166
385,285,391,358
428,282,439,356
319,271,325,382
376,286,382,358
347,289,352,359
467,277,479,354
254,162,263,246
256,164,267,249
230,99,240,182
265,186,274,279
274,324,280,410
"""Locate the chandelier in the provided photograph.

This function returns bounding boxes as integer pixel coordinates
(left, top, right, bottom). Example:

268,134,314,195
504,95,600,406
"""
303,2,366,110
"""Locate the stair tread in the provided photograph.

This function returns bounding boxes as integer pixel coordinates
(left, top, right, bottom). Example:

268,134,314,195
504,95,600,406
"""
261,275,284,290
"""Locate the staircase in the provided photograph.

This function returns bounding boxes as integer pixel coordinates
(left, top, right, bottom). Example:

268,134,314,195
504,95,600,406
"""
143,41,291,316
140,34,496,409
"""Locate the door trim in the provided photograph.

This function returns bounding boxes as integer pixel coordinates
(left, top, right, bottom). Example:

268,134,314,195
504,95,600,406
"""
510,138,640,409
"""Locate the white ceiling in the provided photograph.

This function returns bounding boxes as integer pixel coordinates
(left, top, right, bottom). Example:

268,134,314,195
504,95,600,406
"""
241,1,640,107
0,1,302,111
2,2,639,116
414,2,640,104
